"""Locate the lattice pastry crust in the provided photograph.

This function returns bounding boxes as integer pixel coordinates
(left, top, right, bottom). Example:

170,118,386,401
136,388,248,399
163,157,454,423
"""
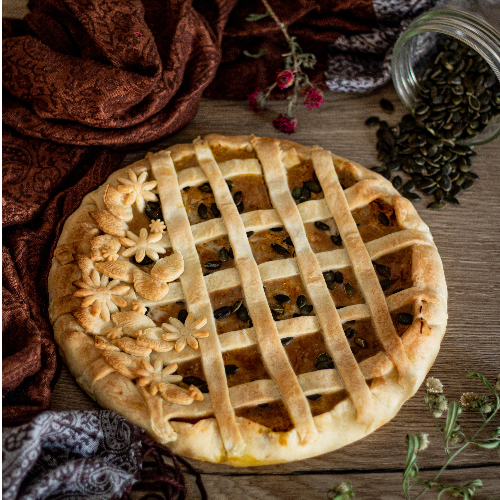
48,135,447,466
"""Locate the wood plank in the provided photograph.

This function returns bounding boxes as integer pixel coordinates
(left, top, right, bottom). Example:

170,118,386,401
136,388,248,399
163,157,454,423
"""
135,466,500,500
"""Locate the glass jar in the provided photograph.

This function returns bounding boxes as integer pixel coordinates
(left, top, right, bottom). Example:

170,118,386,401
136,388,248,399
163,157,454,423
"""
391,0,500,145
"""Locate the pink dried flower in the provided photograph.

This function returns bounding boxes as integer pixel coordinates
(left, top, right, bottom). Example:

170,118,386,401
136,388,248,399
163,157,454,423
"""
276,70,295,90
248,88,264,113
272,114,297,134
303,87,323,109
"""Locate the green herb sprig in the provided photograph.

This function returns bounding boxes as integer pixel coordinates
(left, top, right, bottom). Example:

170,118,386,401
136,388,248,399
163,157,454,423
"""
328,372,500,500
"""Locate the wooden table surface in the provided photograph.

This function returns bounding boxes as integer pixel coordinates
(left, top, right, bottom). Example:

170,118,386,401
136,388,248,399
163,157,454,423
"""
4,2,500,498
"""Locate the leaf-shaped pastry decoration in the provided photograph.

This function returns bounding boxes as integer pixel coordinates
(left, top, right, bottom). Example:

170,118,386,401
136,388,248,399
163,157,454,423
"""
135,328,173,352
73,307,108,334
90,210,129,237
111,310,155,334
95,260,139,283
113,337,152,357
158,382,195,405
101,350,141,379
133,269,169,301
103,184,133,222
151,251,184,282
74,253,95,276
54,243,75,266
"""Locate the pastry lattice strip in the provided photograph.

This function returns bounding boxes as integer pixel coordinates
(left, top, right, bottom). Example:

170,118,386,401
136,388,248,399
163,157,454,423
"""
192,138,318,445
312,145,418,391
142,176,399,250
142,228,433,308
149,150,245,456
155,286,442,366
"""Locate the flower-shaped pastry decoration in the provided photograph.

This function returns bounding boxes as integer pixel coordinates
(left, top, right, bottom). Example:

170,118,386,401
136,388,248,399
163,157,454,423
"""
117,170,158,213
91,234,121,262
162,312,209,352
149,219,166,234
120,228,167,263
135,359,182,396
73,269,130,323
105,326,124,339
131,299,147,315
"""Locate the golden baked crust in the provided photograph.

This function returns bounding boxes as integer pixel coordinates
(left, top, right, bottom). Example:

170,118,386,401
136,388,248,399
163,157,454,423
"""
48,135,447,466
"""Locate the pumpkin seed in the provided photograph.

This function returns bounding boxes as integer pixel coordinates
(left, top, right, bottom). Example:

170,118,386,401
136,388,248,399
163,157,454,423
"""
315,352,334,369
344,328,356,339
365,116,380,127
205,260,222,269
301,185,311,200
331,234,342,246
224,365,239,376
281,337,294,346
183,376,206,387
270,227,283,232
354,337,368,348
283,236,294,246
237,202,244,213
374,263,391,278
199,183,212,193
380,278,392,291
199,384,209,393
397,312,414,325
233,191,243,205
271,305,284,315
198,203,208,219
307,394,323,401
380,98,395,112
392,175,402,190
232,299,243,313
218,247,229,261
145,202,163,221
226,180,234,191
378,212,390,226
334,271,344,283
345,283,354,296
210,203,220,217
246,231,254,238
274,294,291,304
237,305,249,322
427,201,446,210
305,180,322,193
327,281,336,290
138,256,154,265
296,295,307,309
323,271,335,282
214,306,232,319
292,186,302,199
271,243,289,255
300,304,313,315
178,309,188,323
314,221,330,231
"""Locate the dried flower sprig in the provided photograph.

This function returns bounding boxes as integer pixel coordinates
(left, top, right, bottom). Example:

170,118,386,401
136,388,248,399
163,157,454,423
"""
329,371,500,500
246,0,322,134
327,482,354,500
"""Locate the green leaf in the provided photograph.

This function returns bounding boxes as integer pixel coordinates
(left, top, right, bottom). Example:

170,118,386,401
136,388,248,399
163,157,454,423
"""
242,49,266,59
444,401,462,454
403,435,420,498
470,440,500,449
245,12,270,22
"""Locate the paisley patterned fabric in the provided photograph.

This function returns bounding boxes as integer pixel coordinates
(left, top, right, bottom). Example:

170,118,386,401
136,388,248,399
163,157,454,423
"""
2,411,143,500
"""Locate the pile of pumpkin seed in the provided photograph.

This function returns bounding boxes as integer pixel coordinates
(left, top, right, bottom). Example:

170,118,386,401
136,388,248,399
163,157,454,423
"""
368,38,500,210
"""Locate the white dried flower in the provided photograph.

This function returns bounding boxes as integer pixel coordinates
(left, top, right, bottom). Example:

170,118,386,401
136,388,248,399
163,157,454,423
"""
437,398,449,412
426,377,443,394
117,169,158,212
460,392,480,408
149,219,166,234
120,227,167,263
432,409,443,418
335,483,350,494
482,403,492,414
416,432,430,451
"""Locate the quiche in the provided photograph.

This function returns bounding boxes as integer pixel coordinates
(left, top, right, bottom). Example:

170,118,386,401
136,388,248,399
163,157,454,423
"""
48,135,447,466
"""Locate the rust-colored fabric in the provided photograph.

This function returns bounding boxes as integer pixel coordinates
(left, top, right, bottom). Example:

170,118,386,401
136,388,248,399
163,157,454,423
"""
2,0,377,424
